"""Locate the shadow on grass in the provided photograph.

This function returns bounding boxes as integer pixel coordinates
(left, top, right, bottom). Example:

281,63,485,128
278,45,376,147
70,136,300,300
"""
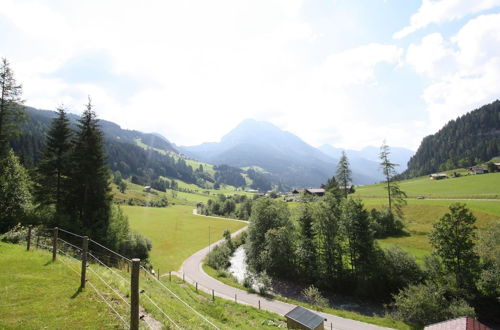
71,287,83,299
43,260,54,266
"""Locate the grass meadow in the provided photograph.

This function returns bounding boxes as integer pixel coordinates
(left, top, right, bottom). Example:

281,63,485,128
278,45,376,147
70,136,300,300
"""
123,205,247,273
0,242,122,329
354,172,500,199
1,242,285,329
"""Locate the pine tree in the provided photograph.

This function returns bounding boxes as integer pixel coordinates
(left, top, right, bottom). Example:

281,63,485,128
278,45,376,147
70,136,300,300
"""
379,141,407,218
65,98,112,242
0,58,25,158
296,202,317,281
35,107,73,215
336,151,352,198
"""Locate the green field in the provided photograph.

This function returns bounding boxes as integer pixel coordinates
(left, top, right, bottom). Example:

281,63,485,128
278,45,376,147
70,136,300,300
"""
360,197,500,262
0,242,122,329
355,172,500,199
1,242,285,329
124,205,247,272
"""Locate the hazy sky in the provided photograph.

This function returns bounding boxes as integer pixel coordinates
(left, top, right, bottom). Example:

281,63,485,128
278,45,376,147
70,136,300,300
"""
1,0,500,150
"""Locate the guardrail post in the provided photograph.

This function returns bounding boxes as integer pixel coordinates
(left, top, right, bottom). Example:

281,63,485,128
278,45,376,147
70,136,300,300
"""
131,258,140,330
212,289,214,301
196,282,198,292
26,225,32,251
258,300,260,309
52,227,58,261
235,293,237,303
80,236,88,288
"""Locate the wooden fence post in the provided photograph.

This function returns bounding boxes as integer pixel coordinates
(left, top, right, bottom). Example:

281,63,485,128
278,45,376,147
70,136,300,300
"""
169,271,171,281
212,289,214,301
80,236,88,288
131,258,140,330
52,227,58,261
258,300,260,309
157,268,160,280
196,282,198,292
234,293,237,303
26,226,32,251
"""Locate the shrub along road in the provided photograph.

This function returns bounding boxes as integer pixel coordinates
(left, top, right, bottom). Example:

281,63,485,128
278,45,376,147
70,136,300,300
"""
173,211,392,330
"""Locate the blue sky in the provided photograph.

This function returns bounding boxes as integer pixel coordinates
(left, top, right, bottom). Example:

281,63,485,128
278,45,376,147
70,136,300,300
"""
1,0,500,150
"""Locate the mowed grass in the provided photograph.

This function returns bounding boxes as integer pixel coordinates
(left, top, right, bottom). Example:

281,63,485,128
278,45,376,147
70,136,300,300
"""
0,242,122,329
361,199,500,262
354,172,500,199
124,205,247,272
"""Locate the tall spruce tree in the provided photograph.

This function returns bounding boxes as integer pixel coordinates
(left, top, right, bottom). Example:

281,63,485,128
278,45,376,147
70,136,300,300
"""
379,141,407,218
296,202,317,281
35,107,73,216
336,151,352,198
66,98,112,243
342,198,376,279
0,58,25,158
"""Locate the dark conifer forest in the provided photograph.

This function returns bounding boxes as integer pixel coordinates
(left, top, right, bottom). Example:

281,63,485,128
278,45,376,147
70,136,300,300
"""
403,100,500,178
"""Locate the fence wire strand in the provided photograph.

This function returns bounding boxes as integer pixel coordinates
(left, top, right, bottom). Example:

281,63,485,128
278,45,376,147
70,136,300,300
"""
87,266,130,307
141,266,220,329
142,293,181,329
88,238,131,263
58,227,84,238
88,253,130,285
86,280,129,328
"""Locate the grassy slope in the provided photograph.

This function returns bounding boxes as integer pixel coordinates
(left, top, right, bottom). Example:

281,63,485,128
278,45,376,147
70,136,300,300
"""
354,172,500,199
0,242,122,329
354,172,500,262
124,205,247,272
1,242,285,329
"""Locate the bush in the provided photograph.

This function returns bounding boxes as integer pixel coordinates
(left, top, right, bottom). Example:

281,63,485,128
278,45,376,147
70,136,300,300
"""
380,246,423,295
207,244,232,270
391,281,475,327
369,207,404,238
0,224,28,244
301,285,329,309
256,271,272,295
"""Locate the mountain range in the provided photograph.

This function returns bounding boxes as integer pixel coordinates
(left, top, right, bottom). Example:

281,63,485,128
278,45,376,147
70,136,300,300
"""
179,119,414,187
13,107,415,189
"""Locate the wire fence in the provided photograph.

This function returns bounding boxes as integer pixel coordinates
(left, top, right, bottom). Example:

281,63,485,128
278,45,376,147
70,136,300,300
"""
19,226,231,330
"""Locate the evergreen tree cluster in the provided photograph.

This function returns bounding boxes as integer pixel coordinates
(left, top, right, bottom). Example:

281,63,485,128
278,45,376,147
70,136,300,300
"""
198,194,255,220
213,164,246,187
245,195,420,300
404,100,500,178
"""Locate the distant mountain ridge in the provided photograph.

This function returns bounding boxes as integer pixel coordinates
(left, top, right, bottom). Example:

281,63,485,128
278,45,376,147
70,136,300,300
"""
180,119,389,187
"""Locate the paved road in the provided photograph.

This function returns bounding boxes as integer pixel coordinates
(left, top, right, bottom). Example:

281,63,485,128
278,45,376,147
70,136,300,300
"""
173,212,393,330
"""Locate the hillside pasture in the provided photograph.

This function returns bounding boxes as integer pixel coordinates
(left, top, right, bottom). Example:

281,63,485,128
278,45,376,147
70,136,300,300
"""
124,205,247,272
354,172,500,199
0,242,122,329
361,199,500,262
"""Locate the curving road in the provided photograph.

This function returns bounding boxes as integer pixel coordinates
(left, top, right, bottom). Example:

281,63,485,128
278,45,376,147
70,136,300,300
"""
172,212,393,330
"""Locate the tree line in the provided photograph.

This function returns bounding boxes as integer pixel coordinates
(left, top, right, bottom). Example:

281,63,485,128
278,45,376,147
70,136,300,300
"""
0,58,151,261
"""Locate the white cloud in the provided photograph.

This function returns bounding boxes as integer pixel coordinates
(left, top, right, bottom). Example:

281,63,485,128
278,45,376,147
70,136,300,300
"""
0,0,414,150
406,13,500,130
394,0,500,39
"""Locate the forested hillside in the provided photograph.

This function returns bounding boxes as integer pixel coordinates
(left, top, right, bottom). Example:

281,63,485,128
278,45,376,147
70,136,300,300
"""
403,100,500,178
9,107,275,191
9,107,203,186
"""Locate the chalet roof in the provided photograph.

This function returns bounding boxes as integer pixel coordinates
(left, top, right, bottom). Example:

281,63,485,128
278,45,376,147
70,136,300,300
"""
292,189,304,194
285,306,325,329
305,188,325,194
424,316,491,330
